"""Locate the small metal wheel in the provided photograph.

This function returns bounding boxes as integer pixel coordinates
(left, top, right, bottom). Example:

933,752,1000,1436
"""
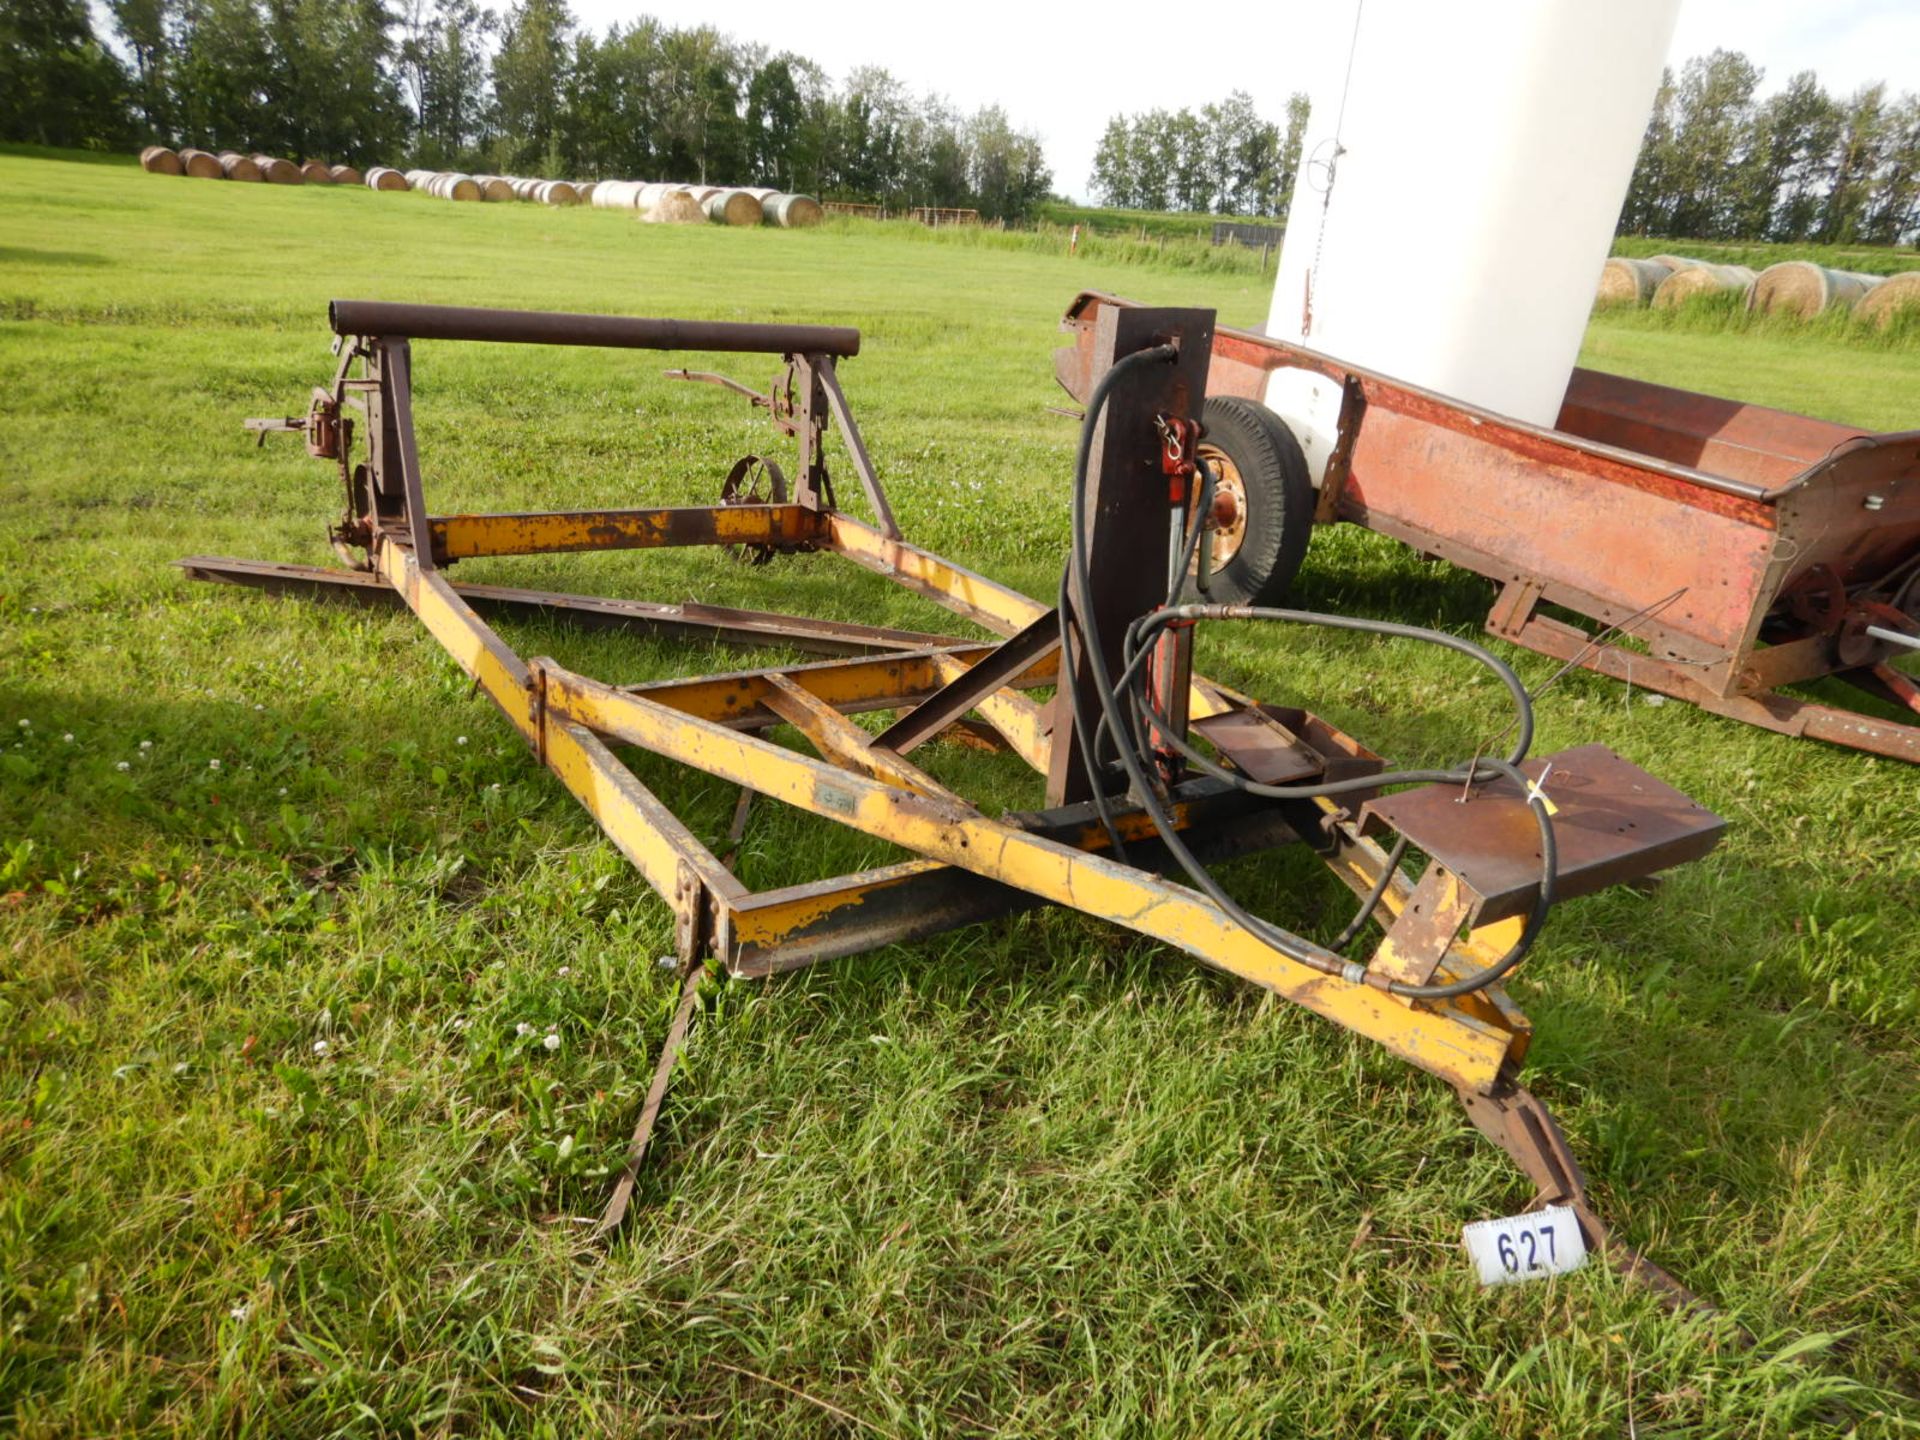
719,454,788,566
1183,396,1315,606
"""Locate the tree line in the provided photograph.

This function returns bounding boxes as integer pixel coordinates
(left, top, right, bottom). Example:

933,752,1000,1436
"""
0,0,1054,219
1621,50,1919,245
1088,92,1310,219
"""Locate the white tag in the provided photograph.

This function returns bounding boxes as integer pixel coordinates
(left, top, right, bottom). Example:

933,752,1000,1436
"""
1462,1204,1588,1286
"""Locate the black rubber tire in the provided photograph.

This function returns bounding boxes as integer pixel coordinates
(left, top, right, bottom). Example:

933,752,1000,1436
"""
1184,395,1316,607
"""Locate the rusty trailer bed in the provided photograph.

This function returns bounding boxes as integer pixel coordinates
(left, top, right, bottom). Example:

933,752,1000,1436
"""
1057,291,1920,762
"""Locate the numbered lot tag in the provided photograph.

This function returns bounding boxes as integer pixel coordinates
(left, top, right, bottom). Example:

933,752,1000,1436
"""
1462,1204,1588,1287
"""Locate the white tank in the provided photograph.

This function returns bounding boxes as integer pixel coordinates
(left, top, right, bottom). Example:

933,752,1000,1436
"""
1264,0,1681,479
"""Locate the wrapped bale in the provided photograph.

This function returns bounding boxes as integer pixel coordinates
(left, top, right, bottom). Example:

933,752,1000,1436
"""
1595,256,1673,306
472,174,515,202
365,166,410,191
705,188,763,226
218,152,264,182
1651,263,1757,309
572,181,598,204
404,168,437,189
299,160,334,184
426,173,482,202
684,185,721,206
177,148,225,179
762,192,824,228
534,180,579,206
139,145,183,176
638,185,704,224
1648,253,1711,271
1856,271,1920,328
1749,262,1882,318
251,154,302,184
591,180,645,210
328,164,363,185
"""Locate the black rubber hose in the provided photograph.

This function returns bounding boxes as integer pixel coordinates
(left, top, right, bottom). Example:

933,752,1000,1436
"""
1059,357,1557,999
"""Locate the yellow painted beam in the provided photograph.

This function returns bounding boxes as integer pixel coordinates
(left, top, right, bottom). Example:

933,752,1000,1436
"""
545,663,1519,1094
430,504,827,560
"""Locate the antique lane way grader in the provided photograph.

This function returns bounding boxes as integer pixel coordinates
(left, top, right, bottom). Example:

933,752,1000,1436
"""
186,299,1725,1299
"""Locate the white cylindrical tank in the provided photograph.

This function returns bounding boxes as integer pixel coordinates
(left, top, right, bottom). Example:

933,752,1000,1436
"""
1265,0,1681,478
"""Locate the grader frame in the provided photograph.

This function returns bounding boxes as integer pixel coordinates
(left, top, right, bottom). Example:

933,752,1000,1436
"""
189,300,1722,1298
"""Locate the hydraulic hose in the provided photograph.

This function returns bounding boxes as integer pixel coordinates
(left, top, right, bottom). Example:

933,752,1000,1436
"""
1057,348,1558,1000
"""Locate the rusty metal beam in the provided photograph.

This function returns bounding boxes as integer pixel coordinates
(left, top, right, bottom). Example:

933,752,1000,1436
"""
329,299,860,357
428,504,827,561
176,556,966,657
873,609,1061,756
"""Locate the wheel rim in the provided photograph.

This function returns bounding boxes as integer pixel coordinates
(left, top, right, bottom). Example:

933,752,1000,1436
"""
1193,443,1248,573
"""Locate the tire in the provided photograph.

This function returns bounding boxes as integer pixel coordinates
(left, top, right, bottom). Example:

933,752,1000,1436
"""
1183,395,1315,607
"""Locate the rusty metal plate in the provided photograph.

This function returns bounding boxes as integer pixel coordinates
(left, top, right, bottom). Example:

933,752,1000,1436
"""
1357,744,1725,923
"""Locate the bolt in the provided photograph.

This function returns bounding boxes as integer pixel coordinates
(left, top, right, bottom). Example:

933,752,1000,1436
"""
1864,495,1885,512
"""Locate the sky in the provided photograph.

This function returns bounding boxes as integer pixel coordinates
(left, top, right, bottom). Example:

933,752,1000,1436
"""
564,0,1920,203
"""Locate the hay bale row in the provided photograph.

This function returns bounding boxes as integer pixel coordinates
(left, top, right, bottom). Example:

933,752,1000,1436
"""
1749,262,1883,318
136,147,825,229
144,146,361,186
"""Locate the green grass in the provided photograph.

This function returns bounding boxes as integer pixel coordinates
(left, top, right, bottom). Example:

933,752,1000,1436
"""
3,152,1919,1437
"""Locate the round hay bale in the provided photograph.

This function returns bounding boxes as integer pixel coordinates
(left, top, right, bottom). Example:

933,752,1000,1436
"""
592,180,645,210
1856,271,1920,328
1750,261,1881,318
684,185,721,206
643,187,706,224
572,181,598,204
1651,263,1757,309
139,145,183,176
405,168,437,189
1595,257,1670,307
763,193,824,228
535,180,579,206
704,188,763,226
426,173,482,202
470,174,514,202
1647,253,1709,271
219,152,264,182
299,160,334,184
365,166,409,191
250,154,302,184
328,164,363,186
177,148,225,179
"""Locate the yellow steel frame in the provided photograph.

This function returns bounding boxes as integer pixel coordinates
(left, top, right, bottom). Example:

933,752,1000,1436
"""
209,305,1727,1301
361,474,1528,1096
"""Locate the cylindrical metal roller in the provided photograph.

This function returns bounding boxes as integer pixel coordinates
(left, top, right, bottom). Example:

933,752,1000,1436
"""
139,145,183,176
329,299,861,357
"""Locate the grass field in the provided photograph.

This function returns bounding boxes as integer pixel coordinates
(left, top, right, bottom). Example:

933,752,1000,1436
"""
3,152,1919,1438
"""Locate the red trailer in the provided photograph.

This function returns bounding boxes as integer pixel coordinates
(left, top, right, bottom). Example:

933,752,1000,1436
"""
1055,292,1920,762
